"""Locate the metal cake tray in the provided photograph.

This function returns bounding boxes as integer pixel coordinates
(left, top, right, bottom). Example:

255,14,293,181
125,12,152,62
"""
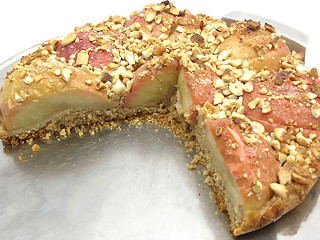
0,13,319,240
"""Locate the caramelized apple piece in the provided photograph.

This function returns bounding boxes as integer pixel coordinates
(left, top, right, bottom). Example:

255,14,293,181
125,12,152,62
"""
0,59,115,137
218,20,290,72
177,67,220,124
243,71,320,136
124,55,179,108
56,29,123,69
204,117,279,213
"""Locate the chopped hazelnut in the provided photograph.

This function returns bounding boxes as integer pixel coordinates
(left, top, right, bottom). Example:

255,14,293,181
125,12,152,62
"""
61,33,77,46
270,183,288,198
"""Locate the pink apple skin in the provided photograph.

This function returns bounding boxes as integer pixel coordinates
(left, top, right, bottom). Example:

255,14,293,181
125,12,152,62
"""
243,71,320,136
124,56,179,108
205,118,279,212
56,30,123,69
178,67,220,125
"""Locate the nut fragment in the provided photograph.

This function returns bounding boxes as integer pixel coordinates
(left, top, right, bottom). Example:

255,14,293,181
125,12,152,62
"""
296,132,311,147
76,52,89,66
23,75,34,85
246,20,260,30
190,34,204,45
101,72,112,83
243,81,253,93
261,101,271,113
169,6,179,15
278,168,292,185
213,92,225,105
151,3,165,12
311,82,320,97
61,68,73,82
112,79,126,94
252,180,263,193
274,128,286,142
251,121,265,134
265,23,275,33
62,33,77,46
229,82,243,96
311,102,320,118
14,92,24,103
144,9,157,22
270,183,288,198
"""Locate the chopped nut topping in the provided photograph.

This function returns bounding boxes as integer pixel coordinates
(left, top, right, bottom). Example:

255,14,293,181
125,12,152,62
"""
296,132,311,147
229,82,243,96
169,6,180,15
311,102,320,118
264,23,275,33
278,168,292,185
240,70,256,82
61,68,73,82
309,68,319,78
246,20,260,30
76,52,89,66
311,82,320,97
190,34,204,45
251,121,265,134
14,92,24,103
151,3,165,12
23,75,34,85
112,79,126,94
144,9,157,22
101,72,112,83
243,81,253,92
213,92,225,105
85,79,93,85
61,33,77,46
248,97,260,110
270,183,288,198
252,180,263,193
274,128,286,142
261,101,271,113
218,50,231,61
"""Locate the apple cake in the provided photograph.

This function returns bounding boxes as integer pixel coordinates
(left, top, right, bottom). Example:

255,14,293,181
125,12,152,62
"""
0,1,319,236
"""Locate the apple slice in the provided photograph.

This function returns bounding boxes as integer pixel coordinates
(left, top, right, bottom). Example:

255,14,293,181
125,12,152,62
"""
124,55,179,108
0,59,116,138
56,29,123,69
199,115,279,235
243,71,320,137
204,117,279,211
218,20,290,72
177,67,220,124
125,2,200,39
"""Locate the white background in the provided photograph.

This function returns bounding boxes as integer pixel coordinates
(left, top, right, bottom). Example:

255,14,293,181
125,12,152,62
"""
0,0,319,70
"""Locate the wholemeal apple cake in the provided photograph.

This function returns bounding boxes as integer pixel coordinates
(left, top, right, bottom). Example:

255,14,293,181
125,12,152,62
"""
0,1,319,236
